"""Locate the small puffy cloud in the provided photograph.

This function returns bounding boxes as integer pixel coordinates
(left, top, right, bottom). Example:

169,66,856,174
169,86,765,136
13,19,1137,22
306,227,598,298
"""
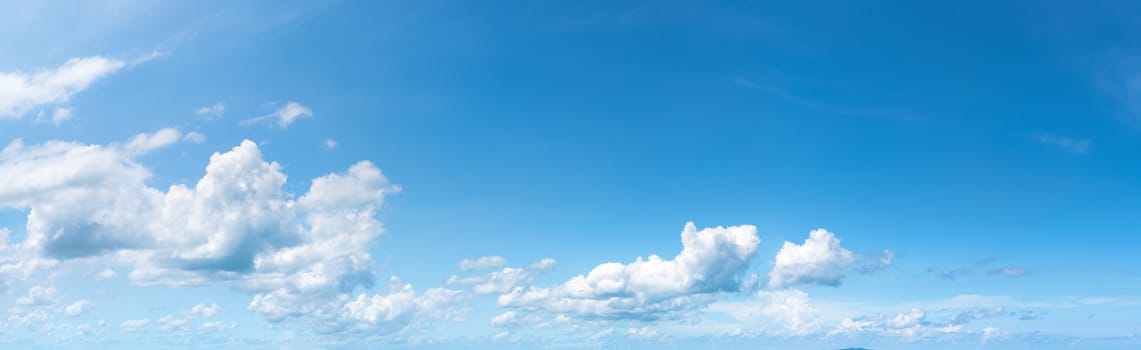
121,128,183,156
182,132,206,144
325,139,337,150
16,286,59,306
95,269,117,280
0,56,126,118
200,321,236,332
119,319,150,330
498,222,760,320
241,101,312,128
626,327,659,339
195,103,225,119
527,258,556,271
48,107,72,125
474,268,532,295
767,229,856,289
491,311,519,327
862,249,895,273
155,304,222,331
460,256,507,271
879,249,895,267
64,300,92,317
986,267,1028,278
192,303,221,318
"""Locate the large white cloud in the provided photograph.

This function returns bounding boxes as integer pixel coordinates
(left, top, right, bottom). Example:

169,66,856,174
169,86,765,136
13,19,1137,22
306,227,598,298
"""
0,56,126,118
0,131,459,334
498,222,760,320
767,229,856,289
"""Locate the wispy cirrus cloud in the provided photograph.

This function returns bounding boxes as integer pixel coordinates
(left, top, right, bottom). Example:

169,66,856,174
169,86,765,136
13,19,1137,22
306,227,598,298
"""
0,56,126,119
730,75,926,121
241,101,312,128
195,102,225,119
1034,133,1092,155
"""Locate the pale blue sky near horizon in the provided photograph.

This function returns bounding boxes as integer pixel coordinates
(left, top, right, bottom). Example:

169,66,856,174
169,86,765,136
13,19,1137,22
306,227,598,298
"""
0,1,1139,349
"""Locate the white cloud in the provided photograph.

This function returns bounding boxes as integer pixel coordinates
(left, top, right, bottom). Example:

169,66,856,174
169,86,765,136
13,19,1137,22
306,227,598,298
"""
491,311,519,327
626,327,659,339
879,249,895,267
195,103,225,119
121,128,182,156
325,138,337,150
241,101,312,128
527,258,556,271
448,258,559,295
64,300,92,317
95,269,117,280
767,229,856,289
50,107,72,125
154,303,222,332
754,289,821,334
16,286,58,306
337,277,466,333
119,319,150,330
182,131,206,144
986,267,1028,278
0,56,126,118
460,256,507,271
706,289,823,336
200,320,236,332
862,249,895,273
0,132,451,333
475,268,532,295
498,222,760,320
0,128,197,260
831,309,926,339
192,303,220,318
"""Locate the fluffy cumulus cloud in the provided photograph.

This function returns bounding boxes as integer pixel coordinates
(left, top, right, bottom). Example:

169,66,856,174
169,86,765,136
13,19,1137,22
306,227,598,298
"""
0,128,206,260
498,222,760,320
0,130,460,335
0,56,126,118
767,229,856,289
64,300,93,317
339,277,466,333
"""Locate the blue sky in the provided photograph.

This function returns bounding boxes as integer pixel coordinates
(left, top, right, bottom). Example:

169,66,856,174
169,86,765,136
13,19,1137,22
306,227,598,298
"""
1,0,1140,349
